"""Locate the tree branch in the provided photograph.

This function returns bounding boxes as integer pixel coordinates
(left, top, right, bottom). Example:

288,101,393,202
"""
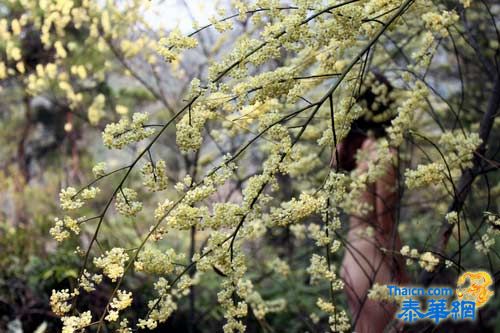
420,73,500,286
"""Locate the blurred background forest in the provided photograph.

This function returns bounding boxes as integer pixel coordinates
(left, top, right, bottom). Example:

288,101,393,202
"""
0,1,227,331
0,0,499,332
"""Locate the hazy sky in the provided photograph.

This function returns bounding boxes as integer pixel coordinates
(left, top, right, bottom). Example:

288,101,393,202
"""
145,0,219,32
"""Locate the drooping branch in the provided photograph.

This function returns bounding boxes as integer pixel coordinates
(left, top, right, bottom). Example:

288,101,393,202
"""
420,73,500,286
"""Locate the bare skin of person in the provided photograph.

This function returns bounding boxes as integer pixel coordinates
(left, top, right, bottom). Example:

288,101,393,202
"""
333,136,408,333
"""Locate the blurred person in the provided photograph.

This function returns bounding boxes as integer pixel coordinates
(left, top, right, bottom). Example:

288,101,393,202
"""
332,73,408,333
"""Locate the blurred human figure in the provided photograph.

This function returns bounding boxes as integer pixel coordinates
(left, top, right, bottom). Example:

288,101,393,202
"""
332,73,408,332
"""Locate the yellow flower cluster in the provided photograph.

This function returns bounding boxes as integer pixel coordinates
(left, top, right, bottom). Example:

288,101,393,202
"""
475,233,495,254
486,213,500,228
318,98,364,148
106,290,133,322
81,187,100,200
115,188,143,217
94,247,129,282
176,274,199,296
419,251,439,272
445,211,459,224
116,105,129,116
218,280,248,333
88,94,106,125
308,223,332,247
405,162,445,189
205,203,244,229
61,311,92,333
422,10,459,37
50,289,76,316
92,162,107,178
59,187,84,210
438,131,482,169
307,254,342,288
209,15,233,33
141,160,169,192
102,113,155,149
165,203,207,230
184,182,216,205
134,247,179,275
70,65,88,79
79,269,103,292
138,278,178,329
400,245,420,265
50,216,80,242
388,83,428,146
401,246,439,271
404,131,481,192
237,279,286,319
460,0,472,8
157,28,198,62
26,63,59,94
474,214,498,254
233,67,297,102
267,258,290,277
270,193,326,226
367,283,392,303
316,297,351,332
153,198,175,222
176,105,214,152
